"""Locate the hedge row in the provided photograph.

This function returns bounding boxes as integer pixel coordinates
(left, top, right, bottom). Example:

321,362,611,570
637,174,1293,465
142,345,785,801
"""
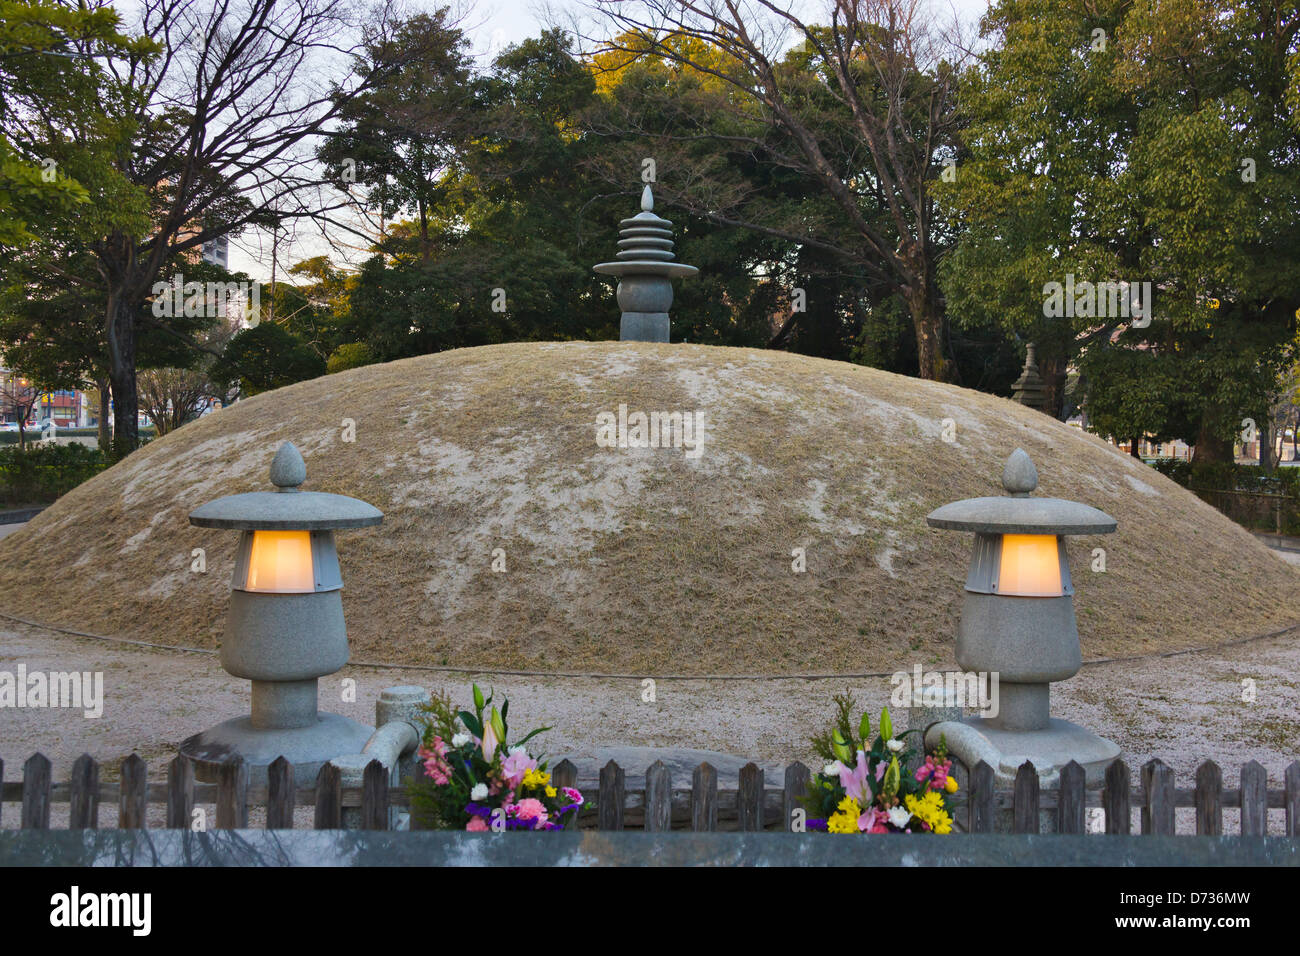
0,427,156,446
1149,458,1300,496
0,444,110,506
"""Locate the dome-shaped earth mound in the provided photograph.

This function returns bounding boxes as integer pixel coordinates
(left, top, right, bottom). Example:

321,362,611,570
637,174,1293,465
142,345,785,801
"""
2,342,1294,675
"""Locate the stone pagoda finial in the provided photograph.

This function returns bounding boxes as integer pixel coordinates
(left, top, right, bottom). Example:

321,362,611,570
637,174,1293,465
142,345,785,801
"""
594,185,700,343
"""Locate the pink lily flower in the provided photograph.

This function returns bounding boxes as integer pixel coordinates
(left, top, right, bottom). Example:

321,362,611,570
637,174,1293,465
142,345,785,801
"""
838,750,873,803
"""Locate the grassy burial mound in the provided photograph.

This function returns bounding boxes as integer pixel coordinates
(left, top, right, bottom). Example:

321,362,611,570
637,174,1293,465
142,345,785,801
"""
0,341,1294,675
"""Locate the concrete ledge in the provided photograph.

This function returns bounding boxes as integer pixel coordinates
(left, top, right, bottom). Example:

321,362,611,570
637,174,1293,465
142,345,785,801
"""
0,831,1296,867
0,507,43,525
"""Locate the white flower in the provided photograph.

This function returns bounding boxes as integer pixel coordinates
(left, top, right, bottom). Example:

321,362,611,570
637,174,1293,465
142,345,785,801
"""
823,761,844,777
885,738,904,753
470,783,488,801
451,733,471,748
887,806,912,828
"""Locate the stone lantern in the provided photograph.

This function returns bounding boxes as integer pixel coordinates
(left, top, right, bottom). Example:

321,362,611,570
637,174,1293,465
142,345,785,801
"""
1011,343,1049,413
924,449,1119,786
594,185,699,342
180,442,382,782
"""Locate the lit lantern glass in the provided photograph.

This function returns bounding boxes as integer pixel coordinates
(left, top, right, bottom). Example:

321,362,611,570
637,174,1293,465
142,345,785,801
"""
997,534,1062,597
245,530,315,593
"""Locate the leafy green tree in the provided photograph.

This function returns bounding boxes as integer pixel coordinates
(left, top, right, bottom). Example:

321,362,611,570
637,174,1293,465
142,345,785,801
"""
939,0,1300,459
588,3,964,379
317,9,474,261
326,342,376,373
0,0,148,245
3,0,402,456
211,323,326,396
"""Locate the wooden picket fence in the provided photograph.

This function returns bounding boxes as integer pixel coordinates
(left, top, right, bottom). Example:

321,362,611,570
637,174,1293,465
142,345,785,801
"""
2,752,1299,834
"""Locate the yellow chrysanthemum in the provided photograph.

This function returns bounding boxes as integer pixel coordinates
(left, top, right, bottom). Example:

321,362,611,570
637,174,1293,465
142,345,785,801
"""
945,775,959,793
827,811,859,834
825,796,862,835
905,791,953,834
521,769,551,789
545,786,557,798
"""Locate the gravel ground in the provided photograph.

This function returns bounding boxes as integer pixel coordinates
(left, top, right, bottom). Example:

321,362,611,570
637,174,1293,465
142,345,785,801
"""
1,614,1297,833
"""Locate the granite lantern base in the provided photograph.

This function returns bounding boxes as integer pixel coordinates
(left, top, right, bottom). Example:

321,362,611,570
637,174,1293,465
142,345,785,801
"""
925,716,1120,789
180,710,373,785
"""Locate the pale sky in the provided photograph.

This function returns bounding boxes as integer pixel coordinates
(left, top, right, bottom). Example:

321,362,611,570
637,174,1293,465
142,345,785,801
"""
228,0,993,281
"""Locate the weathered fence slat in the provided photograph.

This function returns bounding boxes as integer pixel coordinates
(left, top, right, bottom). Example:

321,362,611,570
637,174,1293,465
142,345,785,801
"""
1240,761,1267,836
1286,761,1300,837
783,762,810,833
216,758,248,829
552,759,578,829
1141,759,1175,835
166,756,194,829
970,761,995,833
69,754,100,830
1104,759,1131,834
361,759,388,831
266,756,294,830
738,763,764,832
1013,762,1040,834
118,754,147,830
691,762,718,832
598,760,624,831
21,753,51,830
644,761,671,833
314,762,342,829
1194,760,1222,836
1058,761,1085,834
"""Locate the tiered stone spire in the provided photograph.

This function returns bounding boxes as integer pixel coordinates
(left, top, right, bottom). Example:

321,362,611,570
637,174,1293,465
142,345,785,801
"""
1011,342,1049,413
594,185,699,342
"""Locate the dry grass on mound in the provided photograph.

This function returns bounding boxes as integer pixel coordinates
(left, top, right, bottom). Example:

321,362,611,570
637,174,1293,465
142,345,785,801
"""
0,341,1295,675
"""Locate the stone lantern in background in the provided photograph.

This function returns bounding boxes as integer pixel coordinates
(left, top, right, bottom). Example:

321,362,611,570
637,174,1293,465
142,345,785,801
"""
924,449,1119,786
181,442,382,782
1011,343,1049,413
594,185,699,342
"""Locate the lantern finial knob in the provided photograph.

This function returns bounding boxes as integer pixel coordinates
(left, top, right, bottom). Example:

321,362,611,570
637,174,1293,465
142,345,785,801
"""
641,184,654,212
269,442,306,491
1002,448,1038,496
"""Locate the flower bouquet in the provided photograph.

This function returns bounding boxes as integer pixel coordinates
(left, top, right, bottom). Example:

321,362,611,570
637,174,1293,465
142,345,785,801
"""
802,692,958,834
408,684,583,831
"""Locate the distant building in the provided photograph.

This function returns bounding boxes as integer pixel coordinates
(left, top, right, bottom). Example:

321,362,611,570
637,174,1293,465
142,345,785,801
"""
0,366,86,429
201,235,229,269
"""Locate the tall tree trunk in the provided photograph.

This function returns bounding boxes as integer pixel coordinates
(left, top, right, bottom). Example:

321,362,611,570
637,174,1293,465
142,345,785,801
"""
419,199,430,263
905,286,953,382
1193,414,1234,465
105,294,139,459
1260,413,1274,473
1039,354,1065,419
1130,435,1141,459
96,378,111,454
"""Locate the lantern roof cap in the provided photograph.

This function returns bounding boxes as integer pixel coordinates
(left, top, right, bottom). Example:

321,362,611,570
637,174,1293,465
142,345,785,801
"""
926,449,1116,535
189,442,383,531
